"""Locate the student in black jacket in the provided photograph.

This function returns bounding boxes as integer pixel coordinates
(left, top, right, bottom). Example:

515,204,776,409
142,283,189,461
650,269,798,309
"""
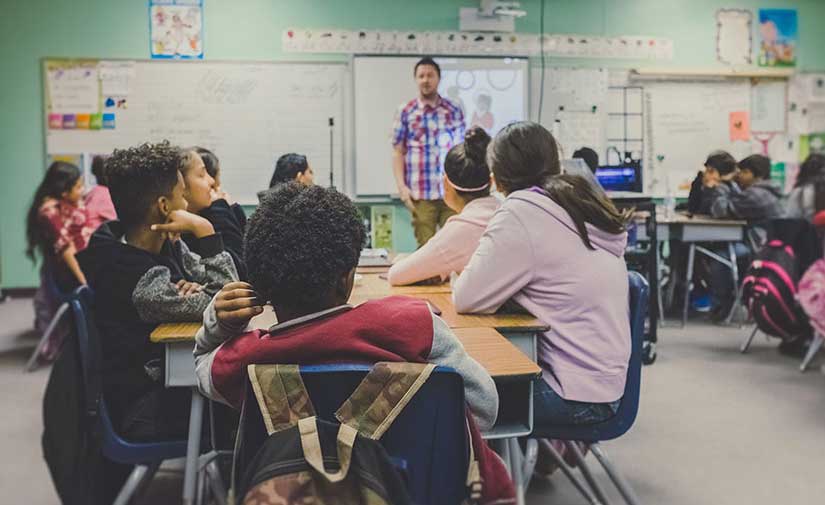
687,150,738,215
78,141,238,441
180,147,248,279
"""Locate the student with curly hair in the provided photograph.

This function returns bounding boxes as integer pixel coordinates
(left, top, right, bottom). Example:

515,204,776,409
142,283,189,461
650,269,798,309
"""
193,183,515,503
77,140,238,442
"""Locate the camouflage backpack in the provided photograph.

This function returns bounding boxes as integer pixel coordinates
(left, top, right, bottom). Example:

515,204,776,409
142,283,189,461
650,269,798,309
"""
231,362,480,505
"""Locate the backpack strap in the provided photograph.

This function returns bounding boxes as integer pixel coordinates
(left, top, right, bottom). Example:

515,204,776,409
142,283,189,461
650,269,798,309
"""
247,364,316,435
335,362,436,439
297,417,357,483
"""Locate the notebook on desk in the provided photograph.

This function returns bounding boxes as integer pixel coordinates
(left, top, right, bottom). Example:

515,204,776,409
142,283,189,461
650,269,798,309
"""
358,248,392,267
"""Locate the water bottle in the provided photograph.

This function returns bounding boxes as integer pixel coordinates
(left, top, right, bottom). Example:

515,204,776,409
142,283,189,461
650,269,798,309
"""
664,187,676,219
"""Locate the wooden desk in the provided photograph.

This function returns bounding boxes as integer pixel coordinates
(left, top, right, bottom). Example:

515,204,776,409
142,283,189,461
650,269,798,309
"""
454,327,540,379
356,273,452,296
152,289,546,343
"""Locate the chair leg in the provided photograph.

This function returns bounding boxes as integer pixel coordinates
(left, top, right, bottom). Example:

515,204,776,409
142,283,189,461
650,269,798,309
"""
538,440,601,505
741,326,759,354
681,244,696,327
508,439,526,505
25,302,69,372
521,438,539,490
113,465,151,505
565,441,611,505
206,460,228,505
724,243,741,326
590,443,642,505
800,334,824,372
132,462,161,502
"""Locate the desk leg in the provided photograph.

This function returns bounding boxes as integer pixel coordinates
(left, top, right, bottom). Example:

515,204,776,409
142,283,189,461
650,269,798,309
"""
724,242,741,325
655,240,666,328
183,388,204,505
682,243,696,327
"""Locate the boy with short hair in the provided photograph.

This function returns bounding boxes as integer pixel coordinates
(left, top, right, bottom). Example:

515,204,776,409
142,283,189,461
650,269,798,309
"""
194,182,513,503
78,140,238,441
687,150,739,215
704,154,782,320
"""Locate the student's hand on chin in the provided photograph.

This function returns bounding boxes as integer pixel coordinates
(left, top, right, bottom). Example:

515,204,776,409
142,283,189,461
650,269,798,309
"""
215,281,264,328
151,209,215,238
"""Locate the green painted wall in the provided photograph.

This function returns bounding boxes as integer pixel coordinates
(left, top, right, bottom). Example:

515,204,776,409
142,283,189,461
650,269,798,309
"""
2,0,824,287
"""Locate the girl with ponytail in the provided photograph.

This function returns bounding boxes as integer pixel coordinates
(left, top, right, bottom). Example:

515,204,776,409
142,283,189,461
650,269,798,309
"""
388,126,501,285
454,121,633,431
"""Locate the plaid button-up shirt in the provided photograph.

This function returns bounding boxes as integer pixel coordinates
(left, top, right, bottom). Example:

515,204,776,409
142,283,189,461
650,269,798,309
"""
391,96,465,201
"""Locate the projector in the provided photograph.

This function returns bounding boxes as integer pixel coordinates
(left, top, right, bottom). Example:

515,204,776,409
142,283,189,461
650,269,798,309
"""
459,1,526,32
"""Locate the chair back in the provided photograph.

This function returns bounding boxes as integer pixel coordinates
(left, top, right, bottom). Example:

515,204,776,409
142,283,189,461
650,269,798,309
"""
68,286,186,464
536,270,649,442
238,364,469,505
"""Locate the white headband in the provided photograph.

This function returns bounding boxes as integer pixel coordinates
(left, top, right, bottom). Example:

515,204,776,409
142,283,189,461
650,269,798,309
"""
445,173,491,192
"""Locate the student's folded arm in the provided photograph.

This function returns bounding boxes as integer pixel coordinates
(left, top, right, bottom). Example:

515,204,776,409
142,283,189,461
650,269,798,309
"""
427,313,498,431
453,208,533,314
193,294,246,404
178,236,239,295
708,184,737,219
132,265,213,323
387,232,450,285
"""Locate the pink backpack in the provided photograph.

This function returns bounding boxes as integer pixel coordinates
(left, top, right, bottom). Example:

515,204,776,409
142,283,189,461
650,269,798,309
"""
797,258,825,336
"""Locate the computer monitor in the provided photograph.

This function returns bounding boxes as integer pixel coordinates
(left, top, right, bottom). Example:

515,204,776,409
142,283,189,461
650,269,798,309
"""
595,164,642,193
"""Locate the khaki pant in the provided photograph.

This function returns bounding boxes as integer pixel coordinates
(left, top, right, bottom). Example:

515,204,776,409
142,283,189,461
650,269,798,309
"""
411,199,455,247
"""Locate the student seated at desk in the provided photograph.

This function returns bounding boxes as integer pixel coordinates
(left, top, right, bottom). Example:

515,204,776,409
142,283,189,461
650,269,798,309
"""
193,182,514,503
708,154,782,220
686,151,738,215
269,152,315,188
703,155,781,319
85,155,117,230
785,154,825,221
180,147,248,279
77,141,238,442
26,161,92,359
453,122,631,430
388,127,500,285
195,146,248,231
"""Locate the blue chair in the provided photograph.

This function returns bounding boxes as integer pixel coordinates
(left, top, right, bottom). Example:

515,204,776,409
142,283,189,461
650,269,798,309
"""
69,286,188,505
26,261,74,371
531,270,648,505
237,364,470,505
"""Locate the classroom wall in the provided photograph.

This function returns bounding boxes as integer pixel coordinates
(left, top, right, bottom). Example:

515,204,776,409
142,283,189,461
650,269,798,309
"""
2,0,825,288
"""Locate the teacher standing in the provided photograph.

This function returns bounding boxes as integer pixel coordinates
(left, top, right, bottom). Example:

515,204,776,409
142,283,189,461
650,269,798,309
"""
392,57,466,247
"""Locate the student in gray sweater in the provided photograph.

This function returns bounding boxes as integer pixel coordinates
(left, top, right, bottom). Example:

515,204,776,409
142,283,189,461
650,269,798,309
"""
710,154,783,221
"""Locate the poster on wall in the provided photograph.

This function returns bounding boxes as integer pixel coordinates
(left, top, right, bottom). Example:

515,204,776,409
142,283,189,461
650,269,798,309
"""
716,9,752,65
149,0,204,59
757,8,797,67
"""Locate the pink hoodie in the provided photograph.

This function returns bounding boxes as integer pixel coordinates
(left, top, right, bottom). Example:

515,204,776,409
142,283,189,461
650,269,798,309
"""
454,189,630,403
84,185,117,231
388,196,500,285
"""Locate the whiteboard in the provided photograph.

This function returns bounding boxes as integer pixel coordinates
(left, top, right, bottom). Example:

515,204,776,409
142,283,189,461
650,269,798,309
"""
644,81,753,197
45,60,348,204
353,56,528,196
530,67,608,160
